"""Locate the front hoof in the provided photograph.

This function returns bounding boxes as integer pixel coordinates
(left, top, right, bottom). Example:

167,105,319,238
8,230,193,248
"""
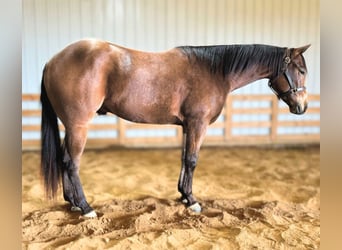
83,210,97,218
188,202,202,213
71,206,82,212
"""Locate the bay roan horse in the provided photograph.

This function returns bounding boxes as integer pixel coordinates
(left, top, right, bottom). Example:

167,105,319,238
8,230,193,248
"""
40,39,310,217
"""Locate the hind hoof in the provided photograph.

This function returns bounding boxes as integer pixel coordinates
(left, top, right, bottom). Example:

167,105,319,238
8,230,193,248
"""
83,210,97,218
188,202,202,213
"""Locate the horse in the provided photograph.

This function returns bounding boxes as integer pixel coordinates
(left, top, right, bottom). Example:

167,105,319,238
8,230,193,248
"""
40,39,310,217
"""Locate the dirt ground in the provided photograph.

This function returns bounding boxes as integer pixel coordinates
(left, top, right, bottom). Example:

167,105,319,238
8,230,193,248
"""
22,145,320,249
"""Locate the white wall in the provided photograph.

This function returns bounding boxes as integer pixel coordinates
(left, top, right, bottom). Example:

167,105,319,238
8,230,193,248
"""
23,0,320,94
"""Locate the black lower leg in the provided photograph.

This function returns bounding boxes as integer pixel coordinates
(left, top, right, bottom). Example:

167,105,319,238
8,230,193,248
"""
178,131,188,202
62,147,76,206
180,154,198,205
62,157,93,214
62,169,75,205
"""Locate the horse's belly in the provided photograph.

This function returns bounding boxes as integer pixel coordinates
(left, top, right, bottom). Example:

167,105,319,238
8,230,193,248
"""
102,76,186,125
102,101,183,125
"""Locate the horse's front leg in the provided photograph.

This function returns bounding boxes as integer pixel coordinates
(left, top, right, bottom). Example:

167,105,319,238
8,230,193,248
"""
178,120,207,212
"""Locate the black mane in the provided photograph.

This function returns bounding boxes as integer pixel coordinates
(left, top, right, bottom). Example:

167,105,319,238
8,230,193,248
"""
177,44,286,78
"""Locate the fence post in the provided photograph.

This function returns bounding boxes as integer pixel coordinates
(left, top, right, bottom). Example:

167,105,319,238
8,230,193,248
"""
176,126,183,144
224,96,233,142
271,95,279,142
118,118,126,145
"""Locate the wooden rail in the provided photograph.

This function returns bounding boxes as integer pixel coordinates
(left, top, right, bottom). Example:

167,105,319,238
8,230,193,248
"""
22,94,320,149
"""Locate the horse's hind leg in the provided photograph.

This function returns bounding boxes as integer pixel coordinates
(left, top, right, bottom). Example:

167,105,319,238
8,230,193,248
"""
61,125,96,218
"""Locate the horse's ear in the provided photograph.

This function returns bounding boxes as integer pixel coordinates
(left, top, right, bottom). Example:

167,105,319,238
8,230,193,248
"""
293,44,311,57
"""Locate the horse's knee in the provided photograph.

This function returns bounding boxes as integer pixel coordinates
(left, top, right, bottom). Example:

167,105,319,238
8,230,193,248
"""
185,154,198,171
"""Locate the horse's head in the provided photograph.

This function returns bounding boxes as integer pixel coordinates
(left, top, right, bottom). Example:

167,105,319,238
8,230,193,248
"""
269,45,311,115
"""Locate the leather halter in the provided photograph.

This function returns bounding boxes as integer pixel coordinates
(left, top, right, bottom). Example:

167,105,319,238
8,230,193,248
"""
268,49,306,99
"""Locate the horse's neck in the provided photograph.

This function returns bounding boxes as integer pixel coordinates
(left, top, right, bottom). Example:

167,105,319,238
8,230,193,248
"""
227,65,271,92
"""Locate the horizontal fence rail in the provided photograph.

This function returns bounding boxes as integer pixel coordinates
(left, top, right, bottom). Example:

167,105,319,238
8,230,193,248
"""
22,94,320,149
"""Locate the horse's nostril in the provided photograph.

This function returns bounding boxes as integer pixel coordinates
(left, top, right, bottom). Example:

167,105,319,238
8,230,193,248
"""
295,104,307,115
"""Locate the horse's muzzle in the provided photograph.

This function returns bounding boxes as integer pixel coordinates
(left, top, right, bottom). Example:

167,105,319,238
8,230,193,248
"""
290,103,308,115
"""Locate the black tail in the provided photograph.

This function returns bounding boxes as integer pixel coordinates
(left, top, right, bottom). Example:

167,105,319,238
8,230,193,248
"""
40,66,62,199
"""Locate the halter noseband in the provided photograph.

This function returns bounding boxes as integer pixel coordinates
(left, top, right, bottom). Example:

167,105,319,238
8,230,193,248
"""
268,49,306,99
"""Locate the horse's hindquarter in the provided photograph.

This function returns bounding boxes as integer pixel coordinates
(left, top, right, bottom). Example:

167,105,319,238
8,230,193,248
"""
44,40,114,126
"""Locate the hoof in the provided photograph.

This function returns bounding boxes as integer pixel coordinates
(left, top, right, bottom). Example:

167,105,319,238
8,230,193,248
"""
188,202,202,213
71,206,82,212
83,210,97,218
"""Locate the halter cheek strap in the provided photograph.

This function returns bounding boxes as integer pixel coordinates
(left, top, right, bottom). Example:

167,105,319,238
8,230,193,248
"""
268,49,306,99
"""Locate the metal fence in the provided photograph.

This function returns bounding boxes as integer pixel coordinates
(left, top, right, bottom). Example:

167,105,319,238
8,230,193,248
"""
22,94,320,149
